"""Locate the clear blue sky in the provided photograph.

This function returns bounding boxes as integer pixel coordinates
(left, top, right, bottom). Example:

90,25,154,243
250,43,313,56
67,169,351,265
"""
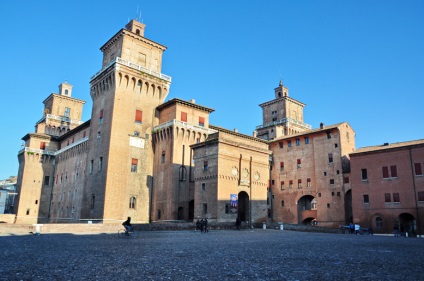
0,1,423,180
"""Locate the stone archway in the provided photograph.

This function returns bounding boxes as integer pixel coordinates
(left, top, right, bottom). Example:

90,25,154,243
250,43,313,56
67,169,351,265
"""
344,189,353,224
297,195,317,224
238,191,249,222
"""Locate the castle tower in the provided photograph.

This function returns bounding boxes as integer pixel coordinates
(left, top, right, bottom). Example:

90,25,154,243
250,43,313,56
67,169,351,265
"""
15,82,86,224
82,19,171,223
255,81,312,140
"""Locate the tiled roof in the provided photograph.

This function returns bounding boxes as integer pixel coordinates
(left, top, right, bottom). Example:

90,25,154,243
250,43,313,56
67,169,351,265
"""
351,139,424,155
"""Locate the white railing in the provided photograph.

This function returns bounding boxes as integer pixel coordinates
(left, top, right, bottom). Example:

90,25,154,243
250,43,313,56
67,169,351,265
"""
256,117,312,130
18,137,89,157
19,147,55,156
90,57,172,82
37,114,84,126
153,120,217,135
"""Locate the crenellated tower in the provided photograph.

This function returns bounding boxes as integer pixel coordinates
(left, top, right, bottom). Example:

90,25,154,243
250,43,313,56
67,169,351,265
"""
82,19,172,222
255,81,312,140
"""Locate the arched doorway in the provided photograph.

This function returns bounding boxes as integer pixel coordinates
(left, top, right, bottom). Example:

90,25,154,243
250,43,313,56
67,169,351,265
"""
398,213,416,237
238,191,249,222
297,195,317,224
188,200,194,221
344,189,353,224
177,207,184,220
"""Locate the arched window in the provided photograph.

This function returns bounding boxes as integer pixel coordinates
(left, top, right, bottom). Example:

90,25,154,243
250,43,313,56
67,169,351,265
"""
65,89,69,95
129,197,136,209
179,166,187,181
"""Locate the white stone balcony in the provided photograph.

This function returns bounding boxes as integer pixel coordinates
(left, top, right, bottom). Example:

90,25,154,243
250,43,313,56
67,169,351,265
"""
90,57,172,83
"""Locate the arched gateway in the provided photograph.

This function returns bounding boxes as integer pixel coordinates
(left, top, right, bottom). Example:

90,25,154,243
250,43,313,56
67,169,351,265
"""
238,191,249,222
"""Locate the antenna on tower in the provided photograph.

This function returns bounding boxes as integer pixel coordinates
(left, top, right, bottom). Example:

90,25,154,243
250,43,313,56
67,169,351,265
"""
136,5,139,21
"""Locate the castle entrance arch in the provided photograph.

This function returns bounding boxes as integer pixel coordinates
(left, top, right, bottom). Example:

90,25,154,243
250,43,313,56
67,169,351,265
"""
238,191,249,222
297,195,317,224
398,213,416,237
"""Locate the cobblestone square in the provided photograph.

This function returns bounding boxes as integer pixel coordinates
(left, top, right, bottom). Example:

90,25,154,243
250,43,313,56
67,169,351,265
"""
1,229,423,280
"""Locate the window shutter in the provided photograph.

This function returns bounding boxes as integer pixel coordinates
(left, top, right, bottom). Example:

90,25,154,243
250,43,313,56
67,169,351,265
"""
135,110,142,122
181,112,187,122
298,179,302,183
99,109,104,118
415,163,423,175
131,158,138,165
307,178,311,182
297,159,301,165
289,180,293,184
390,166,397,177
40,142,46,149
280,162,284,168
384,193,391,202
199,117,205,124
382,166,389,178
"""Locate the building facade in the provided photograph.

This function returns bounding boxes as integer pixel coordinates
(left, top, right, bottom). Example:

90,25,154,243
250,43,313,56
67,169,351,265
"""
350,140,424,236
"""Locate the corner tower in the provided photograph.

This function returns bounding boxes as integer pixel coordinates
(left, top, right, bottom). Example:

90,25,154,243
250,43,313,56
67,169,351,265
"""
255,81,311,140
83,19,172,223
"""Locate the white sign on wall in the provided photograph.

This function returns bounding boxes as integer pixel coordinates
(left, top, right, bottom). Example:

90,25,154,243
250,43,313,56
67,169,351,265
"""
129,137,145,148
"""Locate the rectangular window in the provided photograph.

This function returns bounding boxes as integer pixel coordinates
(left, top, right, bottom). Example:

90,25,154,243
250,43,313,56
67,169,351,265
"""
383,165,398,178
289,180,293,189
131,158,138,172
40,142,46,149
384,193,391,203
135,110,142,123
296,139,300,146
161,151,165,164
390,166,397,178
414,163,423,176
307,178,311,187
418,191,424,202
199,117,205,127
361,169,368,181
328,153,333,163
393,193,400,203
134,131,140,137
280,181,284,190
344,177,350,183
326,131,331,139
271,180,275,185
64,107,71,117
201,183,206,191
280,162,284,171
297,159,301,168
363,194,369,203
181,112,187,122
83,131,86,138
203,161,208,170
279,142,283,149
298,179,302,189
44,176,50,186
91,194,95,209
99,109,104,124
330,179,335,185
288,140,292,147
304,137,309,144
382,166,389,178
90,160,94,174
99,157,103,171
281,200,285,207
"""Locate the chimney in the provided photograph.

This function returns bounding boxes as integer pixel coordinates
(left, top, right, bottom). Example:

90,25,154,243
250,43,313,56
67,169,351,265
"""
190,99,196,104
320,122,324,129
234,128,238,133
253,131,257,137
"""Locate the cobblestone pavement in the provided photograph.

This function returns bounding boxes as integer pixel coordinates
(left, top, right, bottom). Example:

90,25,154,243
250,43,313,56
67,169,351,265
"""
1,229,423,281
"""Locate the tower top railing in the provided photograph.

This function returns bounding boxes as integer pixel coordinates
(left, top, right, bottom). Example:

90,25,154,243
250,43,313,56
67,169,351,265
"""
256,117,312,130
90,57,172,83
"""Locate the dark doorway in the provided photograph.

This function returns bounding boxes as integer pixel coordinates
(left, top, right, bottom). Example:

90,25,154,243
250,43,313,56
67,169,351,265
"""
238,191,249,222
398,213,416,237
297,195,316,224
177,207,184,220
188,200,194,220
344,189,353,224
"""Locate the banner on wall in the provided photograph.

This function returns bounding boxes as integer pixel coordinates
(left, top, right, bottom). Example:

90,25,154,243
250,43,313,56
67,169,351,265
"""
230,194,238,213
